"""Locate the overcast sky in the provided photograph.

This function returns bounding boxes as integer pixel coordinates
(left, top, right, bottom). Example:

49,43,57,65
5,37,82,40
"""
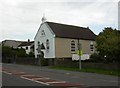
0,0,119,41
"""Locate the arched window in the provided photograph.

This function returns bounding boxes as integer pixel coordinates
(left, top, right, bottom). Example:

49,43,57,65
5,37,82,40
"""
71,40,75,52
90,42,94,51
38,41,40,45
41,30,45,36
46,39,49,52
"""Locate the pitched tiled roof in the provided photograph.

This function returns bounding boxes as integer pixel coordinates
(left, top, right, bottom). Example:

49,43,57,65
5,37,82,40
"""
47,22,96,40
18,41,34,47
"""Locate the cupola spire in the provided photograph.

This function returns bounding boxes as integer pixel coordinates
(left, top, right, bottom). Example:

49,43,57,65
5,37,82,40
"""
42,13,46,23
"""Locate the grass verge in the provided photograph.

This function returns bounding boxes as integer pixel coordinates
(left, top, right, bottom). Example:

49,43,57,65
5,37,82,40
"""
50,66,120,76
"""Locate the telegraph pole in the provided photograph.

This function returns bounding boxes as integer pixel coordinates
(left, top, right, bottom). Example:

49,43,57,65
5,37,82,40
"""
78,39,82,70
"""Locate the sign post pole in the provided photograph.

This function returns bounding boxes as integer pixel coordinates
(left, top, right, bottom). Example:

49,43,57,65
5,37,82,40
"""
78,39,82,70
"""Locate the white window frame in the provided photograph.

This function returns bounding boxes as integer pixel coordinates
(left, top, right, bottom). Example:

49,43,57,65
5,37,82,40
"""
71,40,76,52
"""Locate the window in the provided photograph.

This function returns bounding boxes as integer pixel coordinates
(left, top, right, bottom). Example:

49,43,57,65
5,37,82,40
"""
71,40,75,52
38,41,40,46
46,39,49,52
41,30,45,36
90,42,94,51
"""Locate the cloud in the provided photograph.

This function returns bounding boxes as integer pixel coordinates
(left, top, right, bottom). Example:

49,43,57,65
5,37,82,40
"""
0,0,118,41
44,1,117,28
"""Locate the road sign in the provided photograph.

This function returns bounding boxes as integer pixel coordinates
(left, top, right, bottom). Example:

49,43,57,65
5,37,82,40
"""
77,50,83,56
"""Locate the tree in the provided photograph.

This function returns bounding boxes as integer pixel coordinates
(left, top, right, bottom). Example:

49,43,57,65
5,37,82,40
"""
96,27,120,62
2,46,27,57
17,48,27,57
2,46,12,57
28,52,34,57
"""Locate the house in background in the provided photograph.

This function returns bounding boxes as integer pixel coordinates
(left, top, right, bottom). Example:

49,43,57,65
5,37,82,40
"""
34,17,96,61
2,39,34,55
2,40,22,48
18,39,34,54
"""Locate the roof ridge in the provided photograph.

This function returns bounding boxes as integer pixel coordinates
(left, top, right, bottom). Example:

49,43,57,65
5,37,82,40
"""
46,21,88,30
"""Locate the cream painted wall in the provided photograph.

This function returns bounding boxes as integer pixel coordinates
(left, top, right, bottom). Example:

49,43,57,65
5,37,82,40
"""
55,38,71,58
55,38,96,58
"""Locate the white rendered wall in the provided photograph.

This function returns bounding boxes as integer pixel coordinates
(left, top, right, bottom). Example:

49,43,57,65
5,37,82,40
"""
34,23,55,58
18,46,31,54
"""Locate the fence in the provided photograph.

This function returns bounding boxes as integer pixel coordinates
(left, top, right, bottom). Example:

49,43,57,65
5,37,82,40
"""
2,57,48,66
54,58,119,70
2,57,119,70
2,57,36,65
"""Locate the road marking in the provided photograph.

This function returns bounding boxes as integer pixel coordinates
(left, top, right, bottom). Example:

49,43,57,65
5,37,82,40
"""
33,78,50,80
46,81,66,84
11,72,25,75
21,75,35,77
33,80,50,85
21,76,34,81
3,71,12,75
21,76,50,85
2,68,82,87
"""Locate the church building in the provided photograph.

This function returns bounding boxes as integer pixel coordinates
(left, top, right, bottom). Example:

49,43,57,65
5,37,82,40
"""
34,17,96,60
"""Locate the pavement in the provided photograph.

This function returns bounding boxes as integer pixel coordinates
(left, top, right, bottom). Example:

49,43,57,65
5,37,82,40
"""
1,63,119,88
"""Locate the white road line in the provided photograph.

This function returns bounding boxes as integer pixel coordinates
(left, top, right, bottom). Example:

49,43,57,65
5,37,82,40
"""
46,81,66,84
21,76,50,85
21,75,35,77
12,72,25,74
33,80,50,85
33,78,50,80
21,76,34,81
3,71,12,75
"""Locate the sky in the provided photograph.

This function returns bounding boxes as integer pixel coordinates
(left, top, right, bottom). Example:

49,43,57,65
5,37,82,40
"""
0,0,119,42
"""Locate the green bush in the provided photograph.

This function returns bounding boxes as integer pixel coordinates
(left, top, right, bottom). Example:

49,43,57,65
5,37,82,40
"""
2,46,27,57
90,53,104,62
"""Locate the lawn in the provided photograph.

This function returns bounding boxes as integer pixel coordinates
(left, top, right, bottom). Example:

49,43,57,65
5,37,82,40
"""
50,66,120,76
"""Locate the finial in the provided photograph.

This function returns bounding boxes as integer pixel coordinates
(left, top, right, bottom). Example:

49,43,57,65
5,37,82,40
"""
42,13,46,23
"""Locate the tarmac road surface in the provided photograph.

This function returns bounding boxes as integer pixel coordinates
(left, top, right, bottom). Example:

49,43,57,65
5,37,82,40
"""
2,63,119,88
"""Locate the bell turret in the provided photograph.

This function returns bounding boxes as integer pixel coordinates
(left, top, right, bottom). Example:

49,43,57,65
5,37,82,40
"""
42,14,47,23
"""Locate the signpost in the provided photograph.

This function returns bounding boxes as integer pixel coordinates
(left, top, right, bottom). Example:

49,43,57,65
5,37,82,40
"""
78,39,82,70
37,42,45,66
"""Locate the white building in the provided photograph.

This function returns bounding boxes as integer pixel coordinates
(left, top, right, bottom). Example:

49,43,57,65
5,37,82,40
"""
18,40,34,54
34,17,96,60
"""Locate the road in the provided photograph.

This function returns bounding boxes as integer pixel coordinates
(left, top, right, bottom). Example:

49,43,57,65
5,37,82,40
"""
2,73,46,86
2,63,119,88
